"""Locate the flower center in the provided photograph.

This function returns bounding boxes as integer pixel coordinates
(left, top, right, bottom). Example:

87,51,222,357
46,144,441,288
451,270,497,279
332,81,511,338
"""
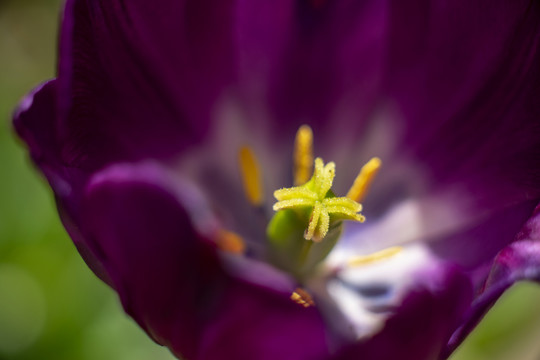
233,125,379,279
230,125,407,308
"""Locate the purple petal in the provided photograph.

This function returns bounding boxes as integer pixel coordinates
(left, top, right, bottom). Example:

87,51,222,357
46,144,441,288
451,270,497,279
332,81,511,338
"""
198,280,330,360
14,81,54,156
13,80,109,283
445,209,540,357
58,0,391,169
83,162,222,358
333,265,472,360
83,162,329,360
14,80,65,192
267,0,387,138
387,0,540,200
57,0,237,170
428,198,539,269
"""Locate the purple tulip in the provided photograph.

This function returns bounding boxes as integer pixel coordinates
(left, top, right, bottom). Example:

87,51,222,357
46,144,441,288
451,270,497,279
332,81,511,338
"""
13,0,540,359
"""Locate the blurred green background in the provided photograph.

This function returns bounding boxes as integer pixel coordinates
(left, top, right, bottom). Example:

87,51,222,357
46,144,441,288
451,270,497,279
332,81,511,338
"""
0,1,539,359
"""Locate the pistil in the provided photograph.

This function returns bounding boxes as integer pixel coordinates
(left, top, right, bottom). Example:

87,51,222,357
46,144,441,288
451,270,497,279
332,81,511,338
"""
273,157,364,242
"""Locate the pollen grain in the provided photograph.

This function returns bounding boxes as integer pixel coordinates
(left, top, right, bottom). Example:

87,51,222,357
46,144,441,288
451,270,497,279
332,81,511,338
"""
290,288,315,308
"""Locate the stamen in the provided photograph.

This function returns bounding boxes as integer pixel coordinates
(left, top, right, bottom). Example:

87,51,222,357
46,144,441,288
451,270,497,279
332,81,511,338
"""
290,288,315,307
294,125,314,186
216,229,246,254
346,157,382,202
238,146,264,206
348,246,403,267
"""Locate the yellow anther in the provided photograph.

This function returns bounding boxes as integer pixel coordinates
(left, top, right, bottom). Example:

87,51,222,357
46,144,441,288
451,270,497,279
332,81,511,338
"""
216,229,246,254
348,246,403,267
346,157,382,202
238,146,264,206
290,288,315,308
273,157,364,242
294,125,314,185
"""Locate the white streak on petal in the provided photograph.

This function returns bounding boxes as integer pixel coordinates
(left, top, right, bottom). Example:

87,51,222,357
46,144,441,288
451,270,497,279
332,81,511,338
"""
310,245,436,341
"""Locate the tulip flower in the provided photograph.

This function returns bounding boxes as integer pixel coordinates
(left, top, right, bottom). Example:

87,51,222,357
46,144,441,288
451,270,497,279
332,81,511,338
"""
14,1,540,359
